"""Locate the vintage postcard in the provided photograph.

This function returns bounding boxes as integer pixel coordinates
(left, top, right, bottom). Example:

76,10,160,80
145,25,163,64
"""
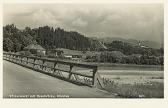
2,0,165,100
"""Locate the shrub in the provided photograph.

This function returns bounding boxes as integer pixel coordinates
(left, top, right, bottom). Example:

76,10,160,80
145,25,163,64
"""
100,51,126,63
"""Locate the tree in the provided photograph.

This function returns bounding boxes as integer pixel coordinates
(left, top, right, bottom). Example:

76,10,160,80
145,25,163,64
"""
3,38,14,52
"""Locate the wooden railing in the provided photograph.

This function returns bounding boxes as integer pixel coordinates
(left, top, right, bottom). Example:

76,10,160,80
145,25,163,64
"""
3,52,104,88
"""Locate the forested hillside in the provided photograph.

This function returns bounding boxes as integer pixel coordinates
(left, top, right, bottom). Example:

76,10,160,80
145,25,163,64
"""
85,40,164,65
104,41,163,56
3,24,102,52
95,37,162,49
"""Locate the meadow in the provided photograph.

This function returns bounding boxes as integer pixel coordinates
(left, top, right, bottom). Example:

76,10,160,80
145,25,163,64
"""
67,64,164,98
78,64,164,98
102,80,163,98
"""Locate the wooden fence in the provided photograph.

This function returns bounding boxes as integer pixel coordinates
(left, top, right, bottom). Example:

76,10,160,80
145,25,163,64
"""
3,52,104,88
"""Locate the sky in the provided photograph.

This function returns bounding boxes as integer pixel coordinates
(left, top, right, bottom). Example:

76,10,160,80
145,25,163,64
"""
3,3,164,43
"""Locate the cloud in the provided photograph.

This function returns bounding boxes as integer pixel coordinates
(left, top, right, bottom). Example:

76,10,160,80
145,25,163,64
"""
72,18,88,27
101,14,122,25
32,9,58,25
3,4,163,43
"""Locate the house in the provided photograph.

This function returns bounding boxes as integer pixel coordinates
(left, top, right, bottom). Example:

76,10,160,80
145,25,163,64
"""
138,41,149,48
47,48,84,61
46,49,63,57
24,44,46,56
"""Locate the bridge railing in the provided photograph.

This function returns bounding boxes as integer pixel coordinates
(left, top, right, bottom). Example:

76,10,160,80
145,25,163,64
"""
3,52,104,88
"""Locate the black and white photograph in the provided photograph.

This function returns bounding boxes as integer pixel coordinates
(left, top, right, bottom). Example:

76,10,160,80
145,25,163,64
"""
2,1,164,99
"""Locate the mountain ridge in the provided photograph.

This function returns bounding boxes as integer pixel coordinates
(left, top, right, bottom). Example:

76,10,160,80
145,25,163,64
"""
91,37,163,49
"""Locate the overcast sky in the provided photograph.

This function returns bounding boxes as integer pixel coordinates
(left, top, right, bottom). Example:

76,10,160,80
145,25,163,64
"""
3,3,163,43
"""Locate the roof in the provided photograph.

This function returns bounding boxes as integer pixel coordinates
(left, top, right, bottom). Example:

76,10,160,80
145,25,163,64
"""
98,41,107,49
24,44,45,50
85,51,101,56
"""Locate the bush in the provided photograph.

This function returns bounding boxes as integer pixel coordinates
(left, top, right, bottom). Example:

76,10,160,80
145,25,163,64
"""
100,51,126,63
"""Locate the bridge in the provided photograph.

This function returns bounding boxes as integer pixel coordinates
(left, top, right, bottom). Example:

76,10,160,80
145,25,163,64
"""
3,52,115,98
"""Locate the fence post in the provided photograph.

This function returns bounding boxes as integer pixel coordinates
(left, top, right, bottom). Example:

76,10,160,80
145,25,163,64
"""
42,60,45,70
13,55,15,62
12,55,13,62
20,56,23,63
14,55,16,62
53,62,57,74
8,54,10,60
18,56,20,63
9,54,11,61
68,65,73,79
9,55,11,61
92,68,98,87
33,58,35,67
8,54,10,61
13,55,16,62
11,55,13,61
26,57,28,64
15,55,17,63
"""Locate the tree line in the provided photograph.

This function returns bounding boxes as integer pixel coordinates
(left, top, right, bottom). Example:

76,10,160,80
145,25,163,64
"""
86,41,164,65
3,24,100,52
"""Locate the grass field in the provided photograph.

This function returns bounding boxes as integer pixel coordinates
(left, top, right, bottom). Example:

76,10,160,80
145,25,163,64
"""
103,80,163,98
99,69,164,98
99,70,163,84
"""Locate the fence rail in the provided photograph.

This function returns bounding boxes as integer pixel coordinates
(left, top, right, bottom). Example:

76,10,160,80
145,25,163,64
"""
3,52,104,88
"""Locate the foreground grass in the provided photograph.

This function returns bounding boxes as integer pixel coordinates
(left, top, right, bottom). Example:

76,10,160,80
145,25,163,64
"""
102,79,164,98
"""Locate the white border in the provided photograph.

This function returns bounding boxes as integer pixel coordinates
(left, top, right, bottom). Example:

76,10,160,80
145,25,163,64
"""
0,0,167,108
2,0,165,4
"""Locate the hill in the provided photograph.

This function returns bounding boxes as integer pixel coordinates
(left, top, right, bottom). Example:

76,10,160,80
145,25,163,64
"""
3,24,104,52
95,37,163,49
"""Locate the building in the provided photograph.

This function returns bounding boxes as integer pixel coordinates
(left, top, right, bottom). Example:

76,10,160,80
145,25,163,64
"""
24,44,46,56
46,49,63,57
47,48,84,61
138,41,149,48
